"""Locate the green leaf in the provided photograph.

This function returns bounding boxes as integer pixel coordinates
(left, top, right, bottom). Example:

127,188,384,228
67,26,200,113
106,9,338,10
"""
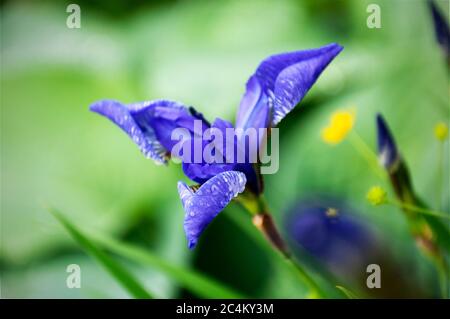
88,232,245,298
335,285,359,299
50,208,153,299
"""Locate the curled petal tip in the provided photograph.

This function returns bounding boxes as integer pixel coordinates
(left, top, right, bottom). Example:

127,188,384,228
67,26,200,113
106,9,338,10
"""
89,99,119,113
329,42,344,52
89,102,99,112
318,43,344,58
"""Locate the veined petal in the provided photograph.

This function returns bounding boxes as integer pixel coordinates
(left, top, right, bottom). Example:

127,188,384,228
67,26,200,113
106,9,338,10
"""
376,114,399,170
268,44,344,126
178,171,247,249
128,100,207,152
235,76,271,131
90,99,206,164
236,43,343,129
90,99,167,162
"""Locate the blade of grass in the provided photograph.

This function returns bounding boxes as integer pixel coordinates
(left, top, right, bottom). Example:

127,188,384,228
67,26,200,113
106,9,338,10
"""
50,208,153,299
88,231,245,298
335,285,359,299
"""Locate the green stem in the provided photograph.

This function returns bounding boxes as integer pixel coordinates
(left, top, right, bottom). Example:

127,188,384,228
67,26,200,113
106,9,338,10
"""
286,255,326,298
246,196,325,298
388,199,450,219
437,142,443,212
436,259,449,299
348,131,386,180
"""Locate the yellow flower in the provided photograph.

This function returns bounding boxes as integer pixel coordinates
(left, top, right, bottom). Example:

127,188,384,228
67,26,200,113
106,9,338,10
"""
366,186,387,206
321,110,355,145
434,122,448,141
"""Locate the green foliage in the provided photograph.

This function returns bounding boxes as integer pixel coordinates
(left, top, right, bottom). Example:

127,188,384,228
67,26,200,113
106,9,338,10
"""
51,208,153,299
51,207,244,298
89,231,245,298
336,286,360,299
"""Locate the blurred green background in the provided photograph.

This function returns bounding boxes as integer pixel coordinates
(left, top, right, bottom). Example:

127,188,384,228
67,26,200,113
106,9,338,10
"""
1,0,449,298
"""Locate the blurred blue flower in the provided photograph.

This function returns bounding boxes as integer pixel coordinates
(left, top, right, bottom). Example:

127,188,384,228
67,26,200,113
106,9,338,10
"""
376,114,399,171
285,199,377,277
286,198,430,297
90,43,342,248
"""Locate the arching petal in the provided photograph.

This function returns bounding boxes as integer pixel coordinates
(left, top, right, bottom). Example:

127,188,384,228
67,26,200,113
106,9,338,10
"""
90,100,167,162
178,171,247,249
271,45,342,125
236,43,343,128
90,99,207,163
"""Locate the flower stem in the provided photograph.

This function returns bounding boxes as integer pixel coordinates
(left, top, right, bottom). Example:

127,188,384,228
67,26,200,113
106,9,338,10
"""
249,197,325,298
348,131,386,180
235,193,326,297
387,199,450,219
436,258,449,299
286,255,326,298
437,142,444,211
252,212,325,297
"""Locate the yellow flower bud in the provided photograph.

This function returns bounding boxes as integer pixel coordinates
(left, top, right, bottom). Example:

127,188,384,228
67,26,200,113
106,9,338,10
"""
366,186,387,206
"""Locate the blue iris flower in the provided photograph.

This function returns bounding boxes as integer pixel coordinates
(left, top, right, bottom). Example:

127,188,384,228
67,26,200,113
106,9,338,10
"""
90,43,343,249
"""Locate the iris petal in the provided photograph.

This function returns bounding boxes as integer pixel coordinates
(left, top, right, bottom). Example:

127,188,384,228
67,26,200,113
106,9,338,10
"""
235,76,270,130
236,43,343,129
90,100,166,162
181,118,235,184
90,99,203,164
178,171,247,249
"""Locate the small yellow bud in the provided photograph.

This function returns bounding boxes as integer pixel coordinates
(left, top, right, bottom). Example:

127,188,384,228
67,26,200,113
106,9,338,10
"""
366,186,387,206
434,122,448,141
321,110,355,145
